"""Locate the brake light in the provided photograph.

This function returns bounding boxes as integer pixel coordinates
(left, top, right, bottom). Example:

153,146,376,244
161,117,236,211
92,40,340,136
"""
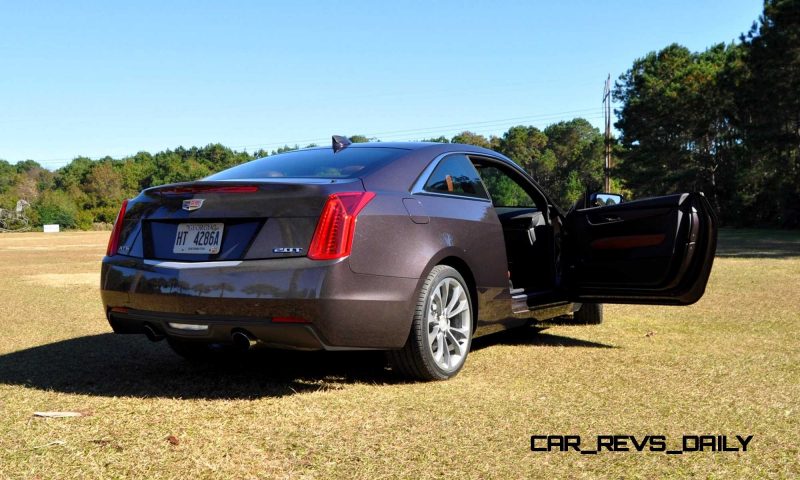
308,192,376,260
106,199,129,256
272,316,310,324
158,185,258,195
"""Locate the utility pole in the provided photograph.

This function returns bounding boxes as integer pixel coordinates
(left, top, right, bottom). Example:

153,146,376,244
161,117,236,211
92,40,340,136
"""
602,74,612,192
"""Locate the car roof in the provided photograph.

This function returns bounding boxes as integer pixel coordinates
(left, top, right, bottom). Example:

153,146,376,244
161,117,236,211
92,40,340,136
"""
297,141,502,154
311,141,512,160
343,142,444,150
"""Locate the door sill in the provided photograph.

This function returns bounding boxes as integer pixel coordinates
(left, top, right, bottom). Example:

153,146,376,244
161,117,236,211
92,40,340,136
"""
512,289,566,313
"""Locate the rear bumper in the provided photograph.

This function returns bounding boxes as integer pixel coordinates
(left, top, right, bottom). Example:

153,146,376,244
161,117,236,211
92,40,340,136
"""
108,309,330,350
100,256,419,349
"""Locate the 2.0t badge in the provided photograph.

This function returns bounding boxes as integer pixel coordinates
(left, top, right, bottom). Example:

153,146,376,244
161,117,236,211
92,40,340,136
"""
273,247,303,253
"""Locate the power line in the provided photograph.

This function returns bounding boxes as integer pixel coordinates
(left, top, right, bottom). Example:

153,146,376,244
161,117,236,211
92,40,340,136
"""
8,107,606,167
228,108,604,150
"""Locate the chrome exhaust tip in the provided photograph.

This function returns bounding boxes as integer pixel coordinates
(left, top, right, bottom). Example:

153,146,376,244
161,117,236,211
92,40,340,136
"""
143,324,165,342
231,330,257,352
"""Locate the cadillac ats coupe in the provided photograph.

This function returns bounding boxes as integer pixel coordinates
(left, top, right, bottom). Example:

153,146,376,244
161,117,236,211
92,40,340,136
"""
101,138,717,380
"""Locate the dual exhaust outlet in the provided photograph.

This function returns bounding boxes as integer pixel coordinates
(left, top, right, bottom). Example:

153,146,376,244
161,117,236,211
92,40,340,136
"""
142,323,257,352
231,330,258,351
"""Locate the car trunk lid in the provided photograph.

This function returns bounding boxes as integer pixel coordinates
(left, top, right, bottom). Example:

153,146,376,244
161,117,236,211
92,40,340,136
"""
115,179,363,261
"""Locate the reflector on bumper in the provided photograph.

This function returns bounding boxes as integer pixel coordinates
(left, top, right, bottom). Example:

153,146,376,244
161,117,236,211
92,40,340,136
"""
167,323,209,332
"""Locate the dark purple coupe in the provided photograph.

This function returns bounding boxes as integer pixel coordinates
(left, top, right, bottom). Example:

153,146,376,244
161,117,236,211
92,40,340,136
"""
101,137,716,380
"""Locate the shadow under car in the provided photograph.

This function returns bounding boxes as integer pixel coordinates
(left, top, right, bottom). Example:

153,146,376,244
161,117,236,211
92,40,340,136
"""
0,327,615,399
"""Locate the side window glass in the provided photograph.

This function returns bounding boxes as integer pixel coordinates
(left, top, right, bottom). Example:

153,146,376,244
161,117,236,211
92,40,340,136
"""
423,154,489,200
476,165,536,208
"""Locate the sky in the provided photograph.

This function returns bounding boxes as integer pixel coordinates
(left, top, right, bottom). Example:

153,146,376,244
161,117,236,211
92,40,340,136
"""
0,0,764,169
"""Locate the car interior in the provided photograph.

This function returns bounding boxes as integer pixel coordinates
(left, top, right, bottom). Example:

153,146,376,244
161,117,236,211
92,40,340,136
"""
470,158,558,297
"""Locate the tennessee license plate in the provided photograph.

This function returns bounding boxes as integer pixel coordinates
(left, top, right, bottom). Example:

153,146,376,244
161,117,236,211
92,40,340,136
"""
173,223,224,254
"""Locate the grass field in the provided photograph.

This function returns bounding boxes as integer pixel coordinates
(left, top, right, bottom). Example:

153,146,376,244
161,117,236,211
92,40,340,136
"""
0,229,798,479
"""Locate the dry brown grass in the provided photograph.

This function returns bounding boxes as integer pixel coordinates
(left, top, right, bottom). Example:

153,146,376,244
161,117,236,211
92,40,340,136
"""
0,230,798,479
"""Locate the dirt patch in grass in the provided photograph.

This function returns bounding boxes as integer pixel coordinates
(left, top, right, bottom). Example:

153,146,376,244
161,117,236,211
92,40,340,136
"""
0,230,797,478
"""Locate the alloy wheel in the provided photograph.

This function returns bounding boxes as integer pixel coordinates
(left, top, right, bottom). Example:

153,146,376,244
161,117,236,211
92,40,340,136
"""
426,277,471,372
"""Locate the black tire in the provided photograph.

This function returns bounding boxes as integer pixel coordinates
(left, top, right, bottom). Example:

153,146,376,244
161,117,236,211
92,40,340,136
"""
573,303,603,325
388,265,473,381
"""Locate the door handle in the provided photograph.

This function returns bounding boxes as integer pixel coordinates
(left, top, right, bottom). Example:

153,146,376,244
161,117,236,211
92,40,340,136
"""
585,213,625,226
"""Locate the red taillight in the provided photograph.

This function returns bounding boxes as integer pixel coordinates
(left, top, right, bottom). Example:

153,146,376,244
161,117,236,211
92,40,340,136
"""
106,199,129,257
272,316,310,324
307,191,376,260
158,185,258,195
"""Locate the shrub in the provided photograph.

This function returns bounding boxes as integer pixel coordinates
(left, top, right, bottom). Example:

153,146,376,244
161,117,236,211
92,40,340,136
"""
34,191,78,228
75,210,94,230
90,206,122,223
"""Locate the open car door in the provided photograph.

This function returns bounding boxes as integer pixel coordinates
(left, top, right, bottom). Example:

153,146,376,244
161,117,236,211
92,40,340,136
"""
565,192,717,305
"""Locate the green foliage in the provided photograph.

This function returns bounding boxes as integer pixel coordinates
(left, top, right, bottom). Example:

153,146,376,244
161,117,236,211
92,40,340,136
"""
75,210,94,230
499,126,550,179
485,122,606,210
0,160,16,195
34,191,78,228
0,127,609,226
90,206,123,224
731,0,800,226
543,119,606,208
563,170,584,207
614,44,734,209
420,136,449,143
0,144,261,229
271,145,300,155
85,162,125,208
14,160,42,173
451,131,495,149
613,0,800,226
479,166,535,207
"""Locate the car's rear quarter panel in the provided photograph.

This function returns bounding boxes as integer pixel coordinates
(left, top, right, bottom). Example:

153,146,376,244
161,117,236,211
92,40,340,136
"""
353,146,515,334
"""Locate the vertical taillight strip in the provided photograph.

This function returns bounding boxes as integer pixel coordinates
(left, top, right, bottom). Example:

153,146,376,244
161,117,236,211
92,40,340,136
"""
308,192,375,260
106,199,129,257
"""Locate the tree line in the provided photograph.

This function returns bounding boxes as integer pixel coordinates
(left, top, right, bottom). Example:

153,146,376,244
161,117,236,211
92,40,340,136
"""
0,0,796,229
0,118,606,229
613,0,799,227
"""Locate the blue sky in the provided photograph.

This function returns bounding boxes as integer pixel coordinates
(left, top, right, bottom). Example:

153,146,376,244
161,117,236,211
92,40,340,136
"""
1,1,763,169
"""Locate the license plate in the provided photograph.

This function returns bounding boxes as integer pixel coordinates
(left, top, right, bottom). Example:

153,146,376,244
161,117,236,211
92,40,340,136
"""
173,223,224,254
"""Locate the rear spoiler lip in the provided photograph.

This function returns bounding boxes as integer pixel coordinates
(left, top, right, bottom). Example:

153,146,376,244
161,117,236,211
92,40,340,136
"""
142,177,363,196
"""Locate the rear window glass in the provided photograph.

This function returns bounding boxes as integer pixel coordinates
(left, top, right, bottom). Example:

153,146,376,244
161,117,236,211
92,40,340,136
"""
205,147,409,180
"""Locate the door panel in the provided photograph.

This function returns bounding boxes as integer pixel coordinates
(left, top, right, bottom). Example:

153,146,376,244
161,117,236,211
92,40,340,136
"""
565,192,717,305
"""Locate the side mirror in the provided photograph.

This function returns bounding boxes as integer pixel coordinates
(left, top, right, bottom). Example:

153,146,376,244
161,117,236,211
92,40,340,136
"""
589,192,623,207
